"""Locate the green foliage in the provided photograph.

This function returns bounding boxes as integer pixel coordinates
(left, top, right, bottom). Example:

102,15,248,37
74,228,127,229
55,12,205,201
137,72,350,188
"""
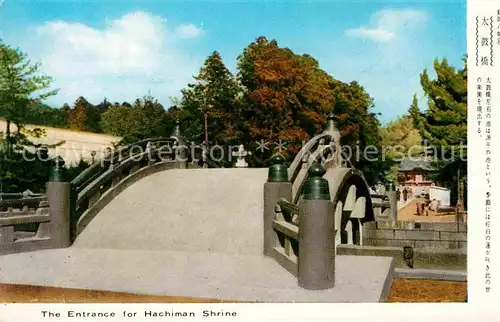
0,101,67,129
0,39,62,192
178,51,241,145
410,57,467,205
65,158,91,182
100,96,169,145
380,114,423,182
411,58,467,148
26,102,68,128
0,147,49,193
0,40,58,130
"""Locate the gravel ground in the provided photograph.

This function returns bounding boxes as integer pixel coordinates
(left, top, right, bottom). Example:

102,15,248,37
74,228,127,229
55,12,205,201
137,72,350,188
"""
0,279,466,303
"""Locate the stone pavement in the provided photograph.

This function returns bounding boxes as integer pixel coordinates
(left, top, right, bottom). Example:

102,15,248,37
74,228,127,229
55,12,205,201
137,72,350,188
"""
74,168,269,255
0,248,394,302
0,168,394,302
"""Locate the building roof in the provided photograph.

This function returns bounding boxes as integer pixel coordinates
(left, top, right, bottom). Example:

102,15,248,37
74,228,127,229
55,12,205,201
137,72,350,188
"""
398,157,436,172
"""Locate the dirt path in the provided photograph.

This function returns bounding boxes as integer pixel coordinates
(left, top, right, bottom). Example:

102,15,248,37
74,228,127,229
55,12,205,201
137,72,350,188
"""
388,279,467,302
1,279,466,303
397,198,458,222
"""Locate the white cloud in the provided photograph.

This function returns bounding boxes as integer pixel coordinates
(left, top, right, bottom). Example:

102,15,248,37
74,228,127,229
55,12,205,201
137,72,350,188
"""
23,11,205,106
174,24,204,39
322,8,435,123
344,28,394,41
345,9,428,42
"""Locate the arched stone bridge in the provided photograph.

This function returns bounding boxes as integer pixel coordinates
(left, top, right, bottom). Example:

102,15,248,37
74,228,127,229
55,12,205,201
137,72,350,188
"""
0,117,396,302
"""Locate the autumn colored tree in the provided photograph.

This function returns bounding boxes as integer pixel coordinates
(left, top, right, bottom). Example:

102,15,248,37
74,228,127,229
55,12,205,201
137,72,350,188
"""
329,80,387,184
67,97,93,131
236,37,385,182
410,57,467,206
237,37,335,165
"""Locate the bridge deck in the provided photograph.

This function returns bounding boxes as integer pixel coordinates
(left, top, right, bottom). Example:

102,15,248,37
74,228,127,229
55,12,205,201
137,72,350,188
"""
73,168,269,255
0,168,394,302
0,248,393,302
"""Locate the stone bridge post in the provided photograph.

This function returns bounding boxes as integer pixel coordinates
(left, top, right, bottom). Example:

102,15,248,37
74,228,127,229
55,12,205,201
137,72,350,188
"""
46,157,71,249
171,120,188,169
387,182,398,222
263,154,292,256
298,162,335,290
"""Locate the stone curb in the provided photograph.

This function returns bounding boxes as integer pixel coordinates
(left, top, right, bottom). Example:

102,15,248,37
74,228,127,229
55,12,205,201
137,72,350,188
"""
394,268,467,281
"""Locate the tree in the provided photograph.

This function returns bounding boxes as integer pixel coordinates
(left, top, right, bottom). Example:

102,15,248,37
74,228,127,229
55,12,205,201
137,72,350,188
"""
237,37,334,163
100,96,169,144
100,102,140,137
179,51,241,145
410,57,467,206
134,95,169,138
236,37,385,183
0,40,59,192
330,80,386,184
67,96,94,131
24,101,68,128
0,40,57,149
380,114,423,182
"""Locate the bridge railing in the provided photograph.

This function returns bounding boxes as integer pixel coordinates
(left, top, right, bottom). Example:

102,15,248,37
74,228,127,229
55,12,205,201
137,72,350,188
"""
272,198,300,276
264,154,335,290
69,135,197,238
71,137,174,194
0,178,70,255
0,192,45,200
70,119,222,238
1,120,218,254
287,114,344,203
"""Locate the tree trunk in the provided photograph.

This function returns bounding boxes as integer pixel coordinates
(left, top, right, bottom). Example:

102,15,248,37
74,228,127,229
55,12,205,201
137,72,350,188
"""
5,119,11,154
6,119,11,138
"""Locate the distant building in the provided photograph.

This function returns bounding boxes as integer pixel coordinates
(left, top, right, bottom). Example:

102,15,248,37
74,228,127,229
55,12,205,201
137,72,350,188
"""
398,157,436,187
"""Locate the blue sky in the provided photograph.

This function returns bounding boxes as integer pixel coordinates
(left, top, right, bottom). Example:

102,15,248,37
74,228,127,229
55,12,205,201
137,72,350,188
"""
0,0,466,123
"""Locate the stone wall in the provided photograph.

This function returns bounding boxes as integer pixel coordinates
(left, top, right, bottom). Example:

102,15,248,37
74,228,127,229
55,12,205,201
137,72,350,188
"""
0,120,121,164
363,220,467,253
337,244,466,271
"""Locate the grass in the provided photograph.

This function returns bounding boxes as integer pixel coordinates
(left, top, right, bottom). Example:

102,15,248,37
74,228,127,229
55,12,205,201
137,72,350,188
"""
0,279,467,303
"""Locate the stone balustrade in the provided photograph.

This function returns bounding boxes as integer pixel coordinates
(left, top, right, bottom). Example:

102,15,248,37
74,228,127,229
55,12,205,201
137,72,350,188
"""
1,121,216,254
0,165,70,255
264,154,336,290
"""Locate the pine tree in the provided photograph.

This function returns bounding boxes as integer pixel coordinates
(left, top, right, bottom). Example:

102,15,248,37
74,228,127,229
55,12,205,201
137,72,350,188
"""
180,51,240,144
0,40,58,192
410,57,467,205
0,40,57,148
